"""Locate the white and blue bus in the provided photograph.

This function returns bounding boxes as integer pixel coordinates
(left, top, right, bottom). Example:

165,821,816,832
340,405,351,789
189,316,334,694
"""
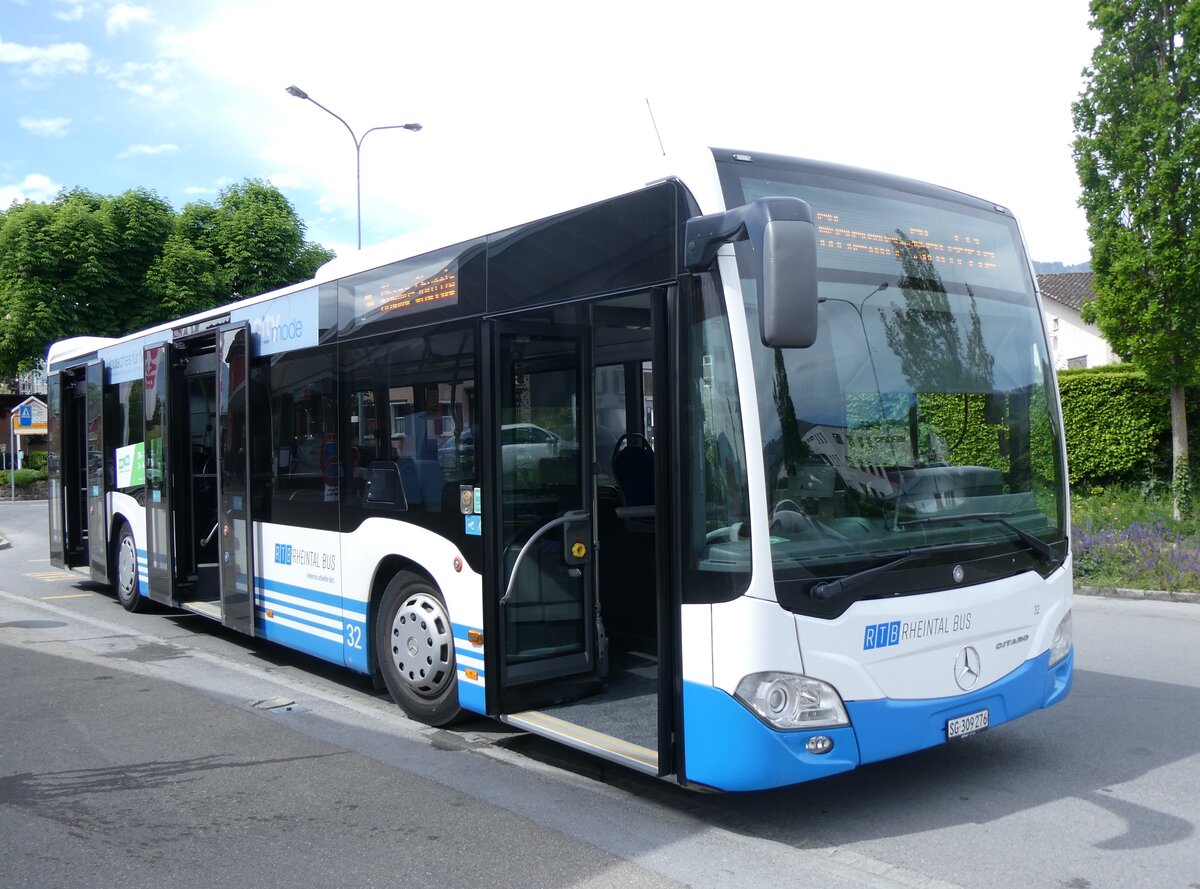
46,148,1074,791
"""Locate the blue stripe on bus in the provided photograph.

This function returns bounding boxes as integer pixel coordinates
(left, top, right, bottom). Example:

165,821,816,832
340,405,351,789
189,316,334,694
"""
255,610,344,665
454,647,484,671
256,576,368,618
457,679,486,715
253,596,341,635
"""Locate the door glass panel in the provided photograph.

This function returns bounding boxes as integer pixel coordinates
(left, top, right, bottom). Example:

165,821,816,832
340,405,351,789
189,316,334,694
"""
48,373,65,568
86,361,108,579
499,329,591,677
217,325,254,633
143,343,175,602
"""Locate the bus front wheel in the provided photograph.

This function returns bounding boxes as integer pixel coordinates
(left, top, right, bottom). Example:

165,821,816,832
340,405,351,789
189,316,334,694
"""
113,523,148,613
375,571,462,726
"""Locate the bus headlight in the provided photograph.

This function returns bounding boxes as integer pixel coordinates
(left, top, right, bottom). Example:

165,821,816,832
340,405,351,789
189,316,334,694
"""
1049,611,1073,666
734,672,849,730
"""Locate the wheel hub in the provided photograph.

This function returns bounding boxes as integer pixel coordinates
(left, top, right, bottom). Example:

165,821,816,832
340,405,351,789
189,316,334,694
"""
389,591,453,698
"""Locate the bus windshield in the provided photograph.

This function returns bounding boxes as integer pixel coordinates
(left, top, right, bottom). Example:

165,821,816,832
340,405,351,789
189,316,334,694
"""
717,155,1067,614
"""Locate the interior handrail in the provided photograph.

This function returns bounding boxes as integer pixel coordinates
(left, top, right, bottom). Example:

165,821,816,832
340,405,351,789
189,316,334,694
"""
500,509,590,605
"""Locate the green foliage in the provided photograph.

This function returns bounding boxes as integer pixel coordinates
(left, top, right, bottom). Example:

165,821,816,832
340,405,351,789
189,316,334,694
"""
24,451,48,472
0,468,46,486
1058,367,1169,484
0,180,335,376
1073,1,1200,387
140,235,231,329
1174,460,1194,520
1073,0,1200,517
1072,485,1200,590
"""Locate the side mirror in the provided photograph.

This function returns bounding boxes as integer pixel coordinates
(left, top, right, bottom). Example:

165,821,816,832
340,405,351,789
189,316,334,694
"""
684,196,819,348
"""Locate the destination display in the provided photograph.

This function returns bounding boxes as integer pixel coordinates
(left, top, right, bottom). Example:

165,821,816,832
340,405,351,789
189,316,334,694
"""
353,261,458,321
740,176,1026,293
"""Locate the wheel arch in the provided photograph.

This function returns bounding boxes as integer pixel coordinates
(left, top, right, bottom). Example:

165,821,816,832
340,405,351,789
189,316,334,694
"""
366,554,438,676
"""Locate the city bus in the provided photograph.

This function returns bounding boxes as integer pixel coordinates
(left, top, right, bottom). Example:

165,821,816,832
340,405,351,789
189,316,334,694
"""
46,147,1074,791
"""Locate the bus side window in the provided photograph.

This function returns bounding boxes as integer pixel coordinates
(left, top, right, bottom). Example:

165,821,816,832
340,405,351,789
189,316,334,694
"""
266,346,339,530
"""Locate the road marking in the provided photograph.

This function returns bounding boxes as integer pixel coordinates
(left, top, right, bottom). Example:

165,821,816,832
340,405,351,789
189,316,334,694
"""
41,593,94,600
25,571,75,582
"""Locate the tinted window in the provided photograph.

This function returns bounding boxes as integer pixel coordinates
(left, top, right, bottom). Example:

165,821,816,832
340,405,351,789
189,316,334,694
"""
339,323,481,570
258,345,339,531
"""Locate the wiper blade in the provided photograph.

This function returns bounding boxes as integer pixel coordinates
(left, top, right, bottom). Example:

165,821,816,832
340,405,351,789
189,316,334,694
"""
810,551,917,602
898,511,1060,564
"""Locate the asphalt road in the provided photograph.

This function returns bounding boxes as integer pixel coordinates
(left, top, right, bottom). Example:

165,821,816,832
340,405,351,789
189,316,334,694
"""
1,500,1198,889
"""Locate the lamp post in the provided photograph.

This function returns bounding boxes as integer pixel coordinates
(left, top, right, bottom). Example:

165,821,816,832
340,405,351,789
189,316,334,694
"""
285,85,421,249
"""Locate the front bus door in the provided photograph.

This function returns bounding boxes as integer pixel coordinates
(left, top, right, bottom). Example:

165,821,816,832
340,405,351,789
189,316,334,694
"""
490,320,602,712
216,323,255,635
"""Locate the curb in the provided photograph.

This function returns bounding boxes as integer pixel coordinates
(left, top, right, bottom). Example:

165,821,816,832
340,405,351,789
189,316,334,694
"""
1076,584,1200,605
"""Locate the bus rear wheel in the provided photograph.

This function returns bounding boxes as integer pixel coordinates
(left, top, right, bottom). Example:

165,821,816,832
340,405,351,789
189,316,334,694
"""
375,571,461,726
113,523,148,613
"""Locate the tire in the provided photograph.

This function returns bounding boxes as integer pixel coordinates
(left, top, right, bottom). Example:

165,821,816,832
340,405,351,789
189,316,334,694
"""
375,571,462,726
113,523,148,613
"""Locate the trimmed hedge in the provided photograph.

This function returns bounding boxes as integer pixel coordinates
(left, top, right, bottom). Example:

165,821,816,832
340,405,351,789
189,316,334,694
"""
1056,366,1173,486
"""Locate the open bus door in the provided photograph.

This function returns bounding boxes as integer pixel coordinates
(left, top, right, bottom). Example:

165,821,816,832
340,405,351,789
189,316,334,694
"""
483,295,672,777
488,319,603,711
215,323,255,634
143,342,178,605
48,369,87,569
85,359,108,583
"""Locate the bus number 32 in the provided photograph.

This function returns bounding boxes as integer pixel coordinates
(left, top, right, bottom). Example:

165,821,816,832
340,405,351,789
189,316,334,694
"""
346,625,364,650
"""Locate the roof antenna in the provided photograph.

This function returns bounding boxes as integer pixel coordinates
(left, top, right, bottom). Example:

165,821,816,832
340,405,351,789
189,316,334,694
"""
646,98,666,156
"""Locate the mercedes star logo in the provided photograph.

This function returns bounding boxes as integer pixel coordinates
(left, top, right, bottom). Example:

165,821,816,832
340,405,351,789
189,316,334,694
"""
954,646,982,690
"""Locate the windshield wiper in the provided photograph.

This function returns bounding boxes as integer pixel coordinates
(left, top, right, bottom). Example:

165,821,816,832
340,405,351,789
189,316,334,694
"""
898,512,1060,564
810,551,917,602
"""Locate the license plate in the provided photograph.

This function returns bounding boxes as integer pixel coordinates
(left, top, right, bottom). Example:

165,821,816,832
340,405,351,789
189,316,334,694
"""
947,708,989,740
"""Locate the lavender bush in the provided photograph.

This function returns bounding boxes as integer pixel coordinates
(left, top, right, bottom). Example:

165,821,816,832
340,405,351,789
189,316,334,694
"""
1073,515,1200,592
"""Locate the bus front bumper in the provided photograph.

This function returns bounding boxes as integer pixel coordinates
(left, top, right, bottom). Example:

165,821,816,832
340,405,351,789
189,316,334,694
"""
681,648,1074,792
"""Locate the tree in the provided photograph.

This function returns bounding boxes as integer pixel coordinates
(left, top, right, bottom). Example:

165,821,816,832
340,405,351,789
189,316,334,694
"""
1073,0,1200,519
180,179,332,299
0,180,335,377
140,234,231,328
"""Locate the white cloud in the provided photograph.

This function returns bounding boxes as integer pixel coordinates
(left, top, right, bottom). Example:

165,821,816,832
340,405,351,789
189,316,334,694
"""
53,1,86,22
116,143,179,159
0,35,90,77
95,59,179,103
19,116,72,137
0,173,63,207
183,185,217,195
107,3,154,35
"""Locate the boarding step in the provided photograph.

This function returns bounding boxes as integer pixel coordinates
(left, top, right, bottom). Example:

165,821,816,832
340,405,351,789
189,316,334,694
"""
181,600,221,620
500,709,658,775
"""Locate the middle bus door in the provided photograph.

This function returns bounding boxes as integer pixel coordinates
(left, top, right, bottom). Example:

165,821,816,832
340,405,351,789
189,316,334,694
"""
143,341,179,605
215,323,255,635
489,320,602,711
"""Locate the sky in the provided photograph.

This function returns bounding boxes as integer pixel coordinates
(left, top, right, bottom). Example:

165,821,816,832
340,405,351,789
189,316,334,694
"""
1,0,1098,264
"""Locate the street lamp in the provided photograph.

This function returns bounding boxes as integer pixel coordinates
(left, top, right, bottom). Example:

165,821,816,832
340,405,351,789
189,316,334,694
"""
285,85,421,249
